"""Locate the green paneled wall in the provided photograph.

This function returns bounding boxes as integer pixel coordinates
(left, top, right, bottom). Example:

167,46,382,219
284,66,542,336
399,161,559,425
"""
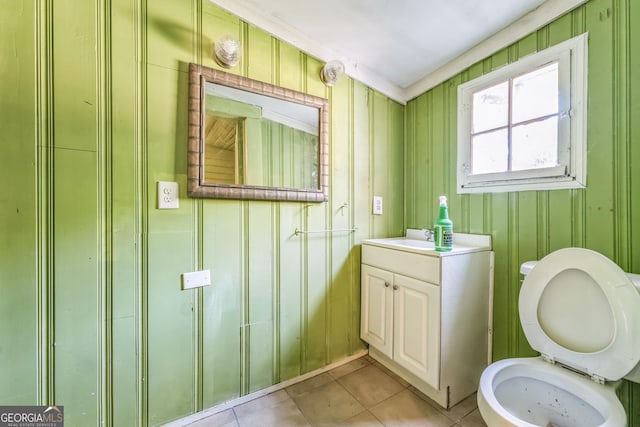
0,0,403,426
405,0,639,424
1,0,38,407
4,0,640,425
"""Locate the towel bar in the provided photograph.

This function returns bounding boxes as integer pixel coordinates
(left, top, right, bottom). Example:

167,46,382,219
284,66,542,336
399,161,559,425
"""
294,227,357,236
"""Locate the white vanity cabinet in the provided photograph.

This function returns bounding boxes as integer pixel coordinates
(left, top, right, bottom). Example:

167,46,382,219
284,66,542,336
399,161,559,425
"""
361,233,493,409
361,265,441,389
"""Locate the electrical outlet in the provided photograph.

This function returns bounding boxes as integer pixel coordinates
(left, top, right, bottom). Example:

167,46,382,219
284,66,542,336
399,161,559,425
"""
182,270,211,290
158,181,179,209
373,196,383,215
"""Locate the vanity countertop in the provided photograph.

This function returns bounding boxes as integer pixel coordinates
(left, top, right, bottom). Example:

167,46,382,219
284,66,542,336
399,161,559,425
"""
363,229,491,257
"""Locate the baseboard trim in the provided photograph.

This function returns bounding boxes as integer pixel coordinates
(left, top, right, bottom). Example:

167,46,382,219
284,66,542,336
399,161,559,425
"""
161,349,369,426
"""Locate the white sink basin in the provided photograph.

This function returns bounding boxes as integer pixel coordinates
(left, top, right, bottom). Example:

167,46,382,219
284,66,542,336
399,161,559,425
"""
381,238,436,250
363,231,492,256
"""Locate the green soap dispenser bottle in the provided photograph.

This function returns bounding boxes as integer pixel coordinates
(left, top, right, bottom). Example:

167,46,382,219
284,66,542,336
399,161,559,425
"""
434,195,453,252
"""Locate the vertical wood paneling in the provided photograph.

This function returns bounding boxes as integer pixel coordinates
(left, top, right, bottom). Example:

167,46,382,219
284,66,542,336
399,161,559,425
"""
201,202,243,407
535,191,550,258
146,230,194,425
277,204,304,381
246,24,273,84
388,101,405,237
52,0,102,424
404,100,417,227
371,91,385,237
271,204,281,385
514,191,536,357
585,0,616,259
54,149,100,425
97,0,112,424
430,85,446,198
351,81,372,354
548,191,573,250
445,78,464,230
353,82,372,240
329,79,352,361
0,0,38,406
276,42,305,383
489,193,511,360
613,0,631,270
304,201,329,372
110,0,141,421
192,0,205,415
302,56,331,373
630,0,640,277
146,62,195,424
247,204,275,392
199,7,244,408
347,81,365,356
614,0,639,421
371,91,403,237
411,94,431,228
405,1,640,423
136,0,149,424
146,0,193,73
35,0,55,406
5,2,433,427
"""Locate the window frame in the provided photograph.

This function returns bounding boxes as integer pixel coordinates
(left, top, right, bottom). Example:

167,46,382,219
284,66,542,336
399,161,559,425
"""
456,33,588,194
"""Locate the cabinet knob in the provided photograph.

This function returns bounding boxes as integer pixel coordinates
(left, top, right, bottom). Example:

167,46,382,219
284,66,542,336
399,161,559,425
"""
393,284,399,290
384,282,390,288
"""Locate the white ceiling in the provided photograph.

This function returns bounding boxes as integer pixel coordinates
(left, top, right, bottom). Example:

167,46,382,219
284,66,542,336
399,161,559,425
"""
208,0,587,103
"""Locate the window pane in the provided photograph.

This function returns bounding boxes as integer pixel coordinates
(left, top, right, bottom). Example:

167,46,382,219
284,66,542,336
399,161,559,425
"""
512,62,558,124
472,82,508,133
471,129,508,174
512,117,558,171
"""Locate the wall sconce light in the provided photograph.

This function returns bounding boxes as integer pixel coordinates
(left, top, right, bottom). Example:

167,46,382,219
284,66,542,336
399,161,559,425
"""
320,60,345,87
214,34,241,68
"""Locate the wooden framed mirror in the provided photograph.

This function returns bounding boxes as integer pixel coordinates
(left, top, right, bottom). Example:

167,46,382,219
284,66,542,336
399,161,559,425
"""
188,63,329,202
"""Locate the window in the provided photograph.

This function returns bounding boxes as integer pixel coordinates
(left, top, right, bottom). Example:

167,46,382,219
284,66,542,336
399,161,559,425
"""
457,33,587,193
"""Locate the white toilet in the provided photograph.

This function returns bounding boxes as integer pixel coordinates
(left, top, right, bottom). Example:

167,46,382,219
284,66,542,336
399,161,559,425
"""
478,247,640,427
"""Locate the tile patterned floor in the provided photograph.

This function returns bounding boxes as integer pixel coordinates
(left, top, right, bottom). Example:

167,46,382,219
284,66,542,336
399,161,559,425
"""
187,355,488,427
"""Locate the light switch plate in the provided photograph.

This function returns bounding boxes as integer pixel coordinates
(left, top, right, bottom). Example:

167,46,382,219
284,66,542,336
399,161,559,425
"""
158,181,179,209
182,270,211,290
373,196,383,215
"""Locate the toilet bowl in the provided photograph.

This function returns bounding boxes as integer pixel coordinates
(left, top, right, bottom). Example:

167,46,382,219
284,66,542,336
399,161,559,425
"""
478,248,640,427
478,358,625,427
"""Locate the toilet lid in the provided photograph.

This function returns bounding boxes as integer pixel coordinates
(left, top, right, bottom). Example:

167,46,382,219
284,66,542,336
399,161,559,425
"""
519,247,640,381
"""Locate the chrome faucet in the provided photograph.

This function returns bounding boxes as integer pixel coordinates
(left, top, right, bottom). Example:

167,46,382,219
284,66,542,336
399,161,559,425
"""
424,229,434,241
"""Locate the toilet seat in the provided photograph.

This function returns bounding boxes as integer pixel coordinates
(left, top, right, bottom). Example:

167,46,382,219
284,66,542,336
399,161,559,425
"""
519,248,640,381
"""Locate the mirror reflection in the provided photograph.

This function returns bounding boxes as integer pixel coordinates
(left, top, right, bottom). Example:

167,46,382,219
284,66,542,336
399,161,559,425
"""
188,63,329,202
204,83,319,189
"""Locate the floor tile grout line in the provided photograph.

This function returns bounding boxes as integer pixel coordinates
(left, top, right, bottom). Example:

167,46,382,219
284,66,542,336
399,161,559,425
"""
331,372,391,425
230,406,240,426
291,398,314,427
332,362,413,427
342,362,478,427
326,357,372,381
288,360,390,426
189,355,484,427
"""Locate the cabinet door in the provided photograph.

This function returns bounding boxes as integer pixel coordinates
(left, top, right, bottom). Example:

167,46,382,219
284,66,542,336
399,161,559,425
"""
361,265,393,358
393,274,440,389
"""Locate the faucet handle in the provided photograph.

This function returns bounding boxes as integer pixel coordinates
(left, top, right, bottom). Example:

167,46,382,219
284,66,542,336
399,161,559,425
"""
424,229,434,241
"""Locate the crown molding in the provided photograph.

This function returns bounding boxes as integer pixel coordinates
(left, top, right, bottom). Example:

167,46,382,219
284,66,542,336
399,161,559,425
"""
208,0,589,104
207,0,406,103
403,0,589,101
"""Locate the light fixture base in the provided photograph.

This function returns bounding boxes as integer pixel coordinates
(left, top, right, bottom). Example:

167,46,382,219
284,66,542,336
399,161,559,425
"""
320,60,345,86
214,34,241,68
